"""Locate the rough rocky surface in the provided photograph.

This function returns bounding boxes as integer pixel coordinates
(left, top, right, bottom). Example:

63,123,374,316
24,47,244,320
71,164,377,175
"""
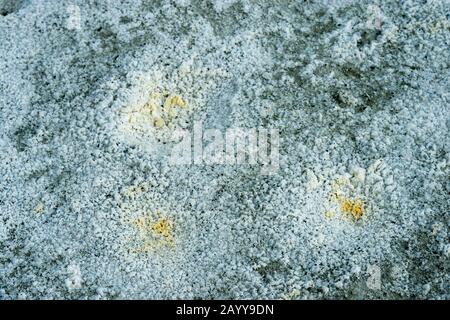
0,0,449,299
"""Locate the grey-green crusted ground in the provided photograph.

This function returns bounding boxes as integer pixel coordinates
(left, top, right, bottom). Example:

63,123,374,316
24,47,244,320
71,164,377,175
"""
0,0,449,299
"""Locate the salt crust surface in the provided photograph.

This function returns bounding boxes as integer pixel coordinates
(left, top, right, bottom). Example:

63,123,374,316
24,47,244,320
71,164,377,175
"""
0,0,448,299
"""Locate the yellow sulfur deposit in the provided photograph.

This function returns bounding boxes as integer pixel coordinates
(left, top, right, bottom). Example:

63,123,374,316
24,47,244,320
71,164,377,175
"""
338,198,362,220
123,182,149,199
151,217,172,239
32,201,44,215
164,95,186,110
122,92,187,131
326,178,364,221
129,213,174,253
323,210,334,219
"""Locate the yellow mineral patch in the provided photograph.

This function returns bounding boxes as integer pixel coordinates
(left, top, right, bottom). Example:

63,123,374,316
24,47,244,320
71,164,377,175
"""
323,210,334,219
123,182,149,199
32,202,44,215
151,217,172,239
120,91,187,134
129,213,174,253
145,92,186,128
164,95,186,111
153,116,165,128
326,178,364,221
338,198,362,220
428,19,450,33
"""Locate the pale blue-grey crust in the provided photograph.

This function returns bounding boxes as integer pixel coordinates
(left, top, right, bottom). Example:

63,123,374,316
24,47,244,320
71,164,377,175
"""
0,0,448,299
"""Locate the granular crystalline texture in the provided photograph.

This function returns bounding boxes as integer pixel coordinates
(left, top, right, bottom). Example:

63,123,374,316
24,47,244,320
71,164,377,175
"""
0,0,448,299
